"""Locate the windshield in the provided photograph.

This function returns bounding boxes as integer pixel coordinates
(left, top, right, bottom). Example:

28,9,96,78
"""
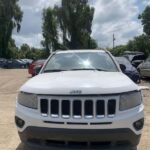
42,52,118,73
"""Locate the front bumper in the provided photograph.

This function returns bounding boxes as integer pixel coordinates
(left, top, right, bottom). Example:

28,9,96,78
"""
16,102,144,149
19,127,141,149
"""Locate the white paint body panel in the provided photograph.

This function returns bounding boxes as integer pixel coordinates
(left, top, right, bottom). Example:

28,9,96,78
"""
20,71,138,95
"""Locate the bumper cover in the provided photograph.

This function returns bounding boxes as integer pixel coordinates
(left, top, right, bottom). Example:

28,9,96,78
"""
19,127,141,149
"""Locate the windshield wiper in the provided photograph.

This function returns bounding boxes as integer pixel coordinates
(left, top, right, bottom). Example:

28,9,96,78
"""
94,68,109,72
68,68,108,71
44,68,109,73
43,69,66,73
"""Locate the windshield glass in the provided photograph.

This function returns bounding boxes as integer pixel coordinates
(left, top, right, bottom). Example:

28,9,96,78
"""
43,52,118,72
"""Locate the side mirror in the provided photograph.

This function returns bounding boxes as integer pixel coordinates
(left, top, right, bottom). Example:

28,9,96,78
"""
120,64,126,72
34,65,42,76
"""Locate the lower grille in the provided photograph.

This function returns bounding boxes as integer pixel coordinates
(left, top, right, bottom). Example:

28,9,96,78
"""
28,139,131,148
40,96,117,119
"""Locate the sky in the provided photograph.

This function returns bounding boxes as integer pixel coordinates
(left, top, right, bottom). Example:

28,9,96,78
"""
12,0,150,49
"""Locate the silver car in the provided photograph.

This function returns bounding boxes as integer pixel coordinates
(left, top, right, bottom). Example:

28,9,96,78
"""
138,56,150,77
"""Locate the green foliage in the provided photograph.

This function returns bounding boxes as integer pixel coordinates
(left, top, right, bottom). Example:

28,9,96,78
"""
57,0,97,49
19,44,30,58
42,0,97,55
25,47,47,60
19,44,47,60
8,38,20,58
139,6,150,36
111,45,127,56
0,0,23,58
42,8,60,55
1,39,47,59
111,34,150,57
126,34,150,56
111,6,150,57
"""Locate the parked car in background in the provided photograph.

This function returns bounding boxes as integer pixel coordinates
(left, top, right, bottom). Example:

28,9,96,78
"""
17,59,27,68
116,57,141,83
4,59,27,69
28,59,45,76
0,58,7,68
123,51,144,56
138,56,150,78
20,59,33,67
123,51,146,68
21,59,33,64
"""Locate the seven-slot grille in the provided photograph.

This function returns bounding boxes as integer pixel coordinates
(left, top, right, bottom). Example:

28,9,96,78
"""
40,96,117,119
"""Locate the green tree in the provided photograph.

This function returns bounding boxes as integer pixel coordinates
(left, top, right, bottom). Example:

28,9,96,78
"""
56,0,97,49
127,34,150,56
26,47,47,60
111,35,150,57
20,44,30,52
42,8,60,55
111,45,127,56
19,44,47,60
8,38,19,58
139,6,150,36
0,0,23,58
20,44,31,58
42,0,97,55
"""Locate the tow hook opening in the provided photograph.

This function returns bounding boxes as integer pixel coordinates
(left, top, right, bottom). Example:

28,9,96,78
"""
15,116,25,128
133,118,144,131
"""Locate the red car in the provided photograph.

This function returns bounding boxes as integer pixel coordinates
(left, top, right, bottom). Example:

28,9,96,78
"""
28,59,45,76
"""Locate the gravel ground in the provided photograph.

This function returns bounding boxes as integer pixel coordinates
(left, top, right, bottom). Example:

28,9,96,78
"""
0,69,149,150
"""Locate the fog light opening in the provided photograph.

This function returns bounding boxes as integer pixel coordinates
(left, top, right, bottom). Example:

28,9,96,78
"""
133,118,144,131
15,116,25,128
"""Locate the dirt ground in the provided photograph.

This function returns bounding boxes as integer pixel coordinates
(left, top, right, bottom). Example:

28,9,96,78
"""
0,69,149,150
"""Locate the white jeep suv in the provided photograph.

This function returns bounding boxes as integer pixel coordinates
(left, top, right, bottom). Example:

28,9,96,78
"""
15,50,144,150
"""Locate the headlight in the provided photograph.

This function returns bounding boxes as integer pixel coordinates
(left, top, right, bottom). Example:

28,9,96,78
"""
18,92,38,109
120,91,142,111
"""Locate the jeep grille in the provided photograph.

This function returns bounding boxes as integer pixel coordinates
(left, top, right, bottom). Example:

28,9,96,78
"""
39,95,117,121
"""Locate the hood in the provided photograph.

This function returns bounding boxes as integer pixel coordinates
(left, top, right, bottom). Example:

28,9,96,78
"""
20,71,138,95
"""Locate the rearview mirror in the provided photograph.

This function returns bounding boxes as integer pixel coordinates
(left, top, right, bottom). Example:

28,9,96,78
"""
120,64,126,72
